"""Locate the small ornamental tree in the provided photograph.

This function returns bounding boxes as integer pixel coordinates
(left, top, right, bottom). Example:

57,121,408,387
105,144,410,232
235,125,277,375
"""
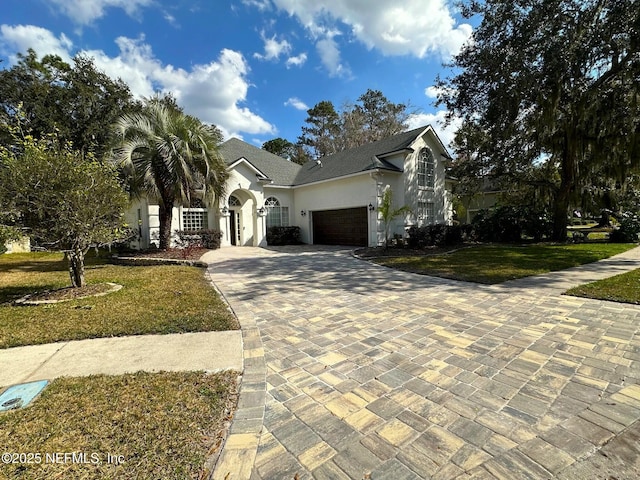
0,131,131,287
379,185,412,248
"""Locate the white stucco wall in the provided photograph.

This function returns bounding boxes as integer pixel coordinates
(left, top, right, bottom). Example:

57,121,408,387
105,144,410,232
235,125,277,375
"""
4,236,30,253
125,198,152,249
404,131,451,227
263,188,294,220
220,162,270,247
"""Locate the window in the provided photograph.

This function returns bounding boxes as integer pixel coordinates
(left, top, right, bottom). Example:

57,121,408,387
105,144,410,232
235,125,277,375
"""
418,148,435,188
228,195,241,207
265,197,289,227
418,201,435,225
183,209,208,230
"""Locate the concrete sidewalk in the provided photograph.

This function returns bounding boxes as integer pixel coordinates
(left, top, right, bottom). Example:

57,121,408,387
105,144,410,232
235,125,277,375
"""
495,244,640,294
0,331,242,387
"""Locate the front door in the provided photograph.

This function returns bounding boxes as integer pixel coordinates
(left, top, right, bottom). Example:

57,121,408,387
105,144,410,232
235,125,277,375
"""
230,210,241,246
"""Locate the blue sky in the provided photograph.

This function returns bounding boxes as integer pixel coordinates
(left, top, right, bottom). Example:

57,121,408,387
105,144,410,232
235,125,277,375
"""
1,0,476,149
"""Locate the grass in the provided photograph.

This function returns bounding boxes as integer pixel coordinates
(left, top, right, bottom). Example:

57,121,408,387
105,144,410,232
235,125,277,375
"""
566,268,640,304
0,252,238,349
371,243,636,284
0,371,238,479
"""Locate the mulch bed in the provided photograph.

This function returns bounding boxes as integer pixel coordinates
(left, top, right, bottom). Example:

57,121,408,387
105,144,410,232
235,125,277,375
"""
354,245,461,258
122,247,210,261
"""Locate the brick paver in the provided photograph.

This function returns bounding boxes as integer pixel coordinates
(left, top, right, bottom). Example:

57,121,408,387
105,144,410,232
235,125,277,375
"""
205,246,640,479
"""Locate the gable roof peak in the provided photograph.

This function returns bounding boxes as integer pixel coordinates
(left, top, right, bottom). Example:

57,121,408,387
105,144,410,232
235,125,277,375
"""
219,138,302,186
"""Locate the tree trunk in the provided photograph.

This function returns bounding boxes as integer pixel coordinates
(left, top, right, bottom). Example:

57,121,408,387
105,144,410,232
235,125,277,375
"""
552,183,571,242
158,201,174,250
67,247,86,288
551,140,576,242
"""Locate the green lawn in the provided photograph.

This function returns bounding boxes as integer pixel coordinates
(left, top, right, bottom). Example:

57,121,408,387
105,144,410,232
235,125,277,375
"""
566,268,640,304
0,371,238,479
0,252,238,349
371,243,636,284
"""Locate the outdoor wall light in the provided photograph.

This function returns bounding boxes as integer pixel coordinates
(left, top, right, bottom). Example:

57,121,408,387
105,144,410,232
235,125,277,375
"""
368,203,375,211
258,207,266,215
301,210,307,216
221,206,229,215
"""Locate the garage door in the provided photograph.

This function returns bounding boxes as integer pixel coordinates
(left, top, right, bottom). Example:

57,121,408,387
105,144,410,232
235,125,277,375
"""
312,207,368,246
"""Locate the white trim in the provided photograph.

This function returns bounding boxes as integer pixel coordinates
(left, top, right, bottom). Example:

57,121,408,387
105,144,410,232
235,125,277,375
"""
227,157,270,179
295,169,402,189
265,184,294,189
377,148,414,159
414,125,452,159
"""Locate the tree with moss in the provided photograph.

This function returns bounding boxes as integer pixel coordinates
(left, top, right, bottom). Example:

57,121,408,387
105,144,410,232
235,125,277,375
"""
438,0,640,241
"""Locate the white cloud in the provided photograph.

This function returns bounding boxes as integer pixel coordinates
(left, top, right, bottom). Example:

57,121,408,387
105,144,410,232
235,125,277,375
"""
424,86,442,99
254,0,472,59
46,0,154,25
0,26,274,139
89,39,275,138
407,110,461,151
316,31,351,77
285,52,307,68
241,0,272,11
0,24,73,62
163,12,179,28
253,32,292,61
284,97,308,110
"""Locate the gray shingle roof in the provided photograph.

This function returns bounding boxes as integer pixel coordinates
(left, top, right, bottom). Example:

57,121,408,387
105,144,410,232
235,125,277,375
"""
218,138,302,186
292,126,428,186
219,125,446,187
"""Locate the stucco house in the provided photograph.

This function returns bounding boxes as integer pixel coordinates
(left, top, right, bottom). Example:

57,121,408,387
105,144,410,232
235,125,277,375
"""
126,125,454,249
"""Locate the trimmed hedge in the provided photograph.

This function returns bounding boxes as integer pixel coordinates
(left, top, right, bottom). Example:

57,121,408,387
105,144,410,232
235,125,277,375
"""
266,226,302,246
175,229,223,249
407,224,465,248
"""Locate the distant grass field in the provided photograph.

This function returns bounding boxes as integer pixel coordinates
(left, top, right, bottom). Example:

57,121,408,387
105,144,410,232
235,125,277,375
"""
371,243,635,284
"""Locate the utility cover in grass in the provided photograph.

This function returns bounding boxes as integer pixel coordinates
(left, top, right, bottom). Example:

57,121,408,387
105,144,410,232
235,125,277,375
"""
0,380,49,412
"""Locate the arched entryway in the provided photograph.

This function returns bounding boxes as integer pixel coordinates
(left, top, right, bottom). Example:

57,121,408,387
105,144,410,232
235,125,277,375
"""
221,189,264,246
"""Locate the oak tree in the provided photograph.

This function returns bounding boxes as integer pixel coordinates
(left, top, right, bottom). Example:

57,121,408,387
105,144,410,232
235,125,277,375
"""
438,0,640,240
0,49,136,160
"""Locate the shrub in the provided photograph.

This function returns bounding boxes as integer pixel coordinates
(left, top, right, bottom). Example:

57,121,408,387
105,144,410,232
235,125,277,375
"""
521,208,553,242
470,205,551,243
266,226,301,246
175,229,223,249
610,212,640,243
407,224,464,248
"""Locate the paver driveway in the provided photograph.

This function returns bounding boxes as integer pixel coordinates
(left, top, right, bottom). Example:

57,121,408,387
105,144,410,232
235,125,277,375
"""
205,246,640,479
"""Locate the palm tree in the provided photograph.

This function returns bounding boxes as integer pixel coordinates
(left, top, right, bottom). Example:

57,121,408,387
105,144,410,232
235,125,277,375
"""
379,185,412,249
113,98,228,249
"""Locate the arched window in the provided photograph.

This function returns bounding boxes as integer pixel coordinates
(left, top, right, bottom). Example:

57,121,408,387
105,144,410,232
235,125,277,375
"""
418,148,435,188
265,197,289,227
228,195,241,207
